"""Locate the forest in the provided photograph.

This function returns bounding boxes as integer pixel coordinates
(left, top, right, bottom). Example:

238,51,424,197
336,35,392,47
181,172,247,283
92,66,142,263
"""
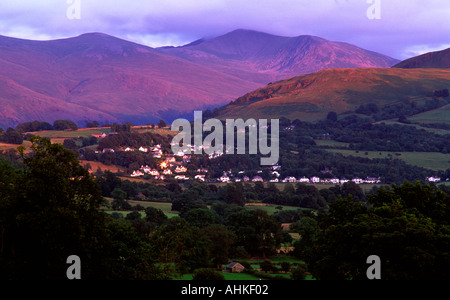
1,136,450,280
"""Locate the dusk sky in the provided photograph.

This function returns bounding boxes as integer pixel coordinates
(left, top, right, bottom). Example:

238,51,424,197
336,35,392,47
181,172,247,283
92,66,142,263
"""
1,0,449,60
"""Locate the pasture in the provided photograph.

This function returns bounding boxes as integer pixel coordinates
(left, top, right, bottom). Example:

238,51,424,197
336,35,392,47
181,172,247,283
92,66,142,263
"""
325,148,450,171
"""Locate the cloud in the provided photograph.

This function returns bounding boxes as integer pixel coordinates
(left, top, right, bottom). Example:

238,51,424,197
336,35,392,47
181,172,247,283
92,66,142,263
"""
0,0,449,59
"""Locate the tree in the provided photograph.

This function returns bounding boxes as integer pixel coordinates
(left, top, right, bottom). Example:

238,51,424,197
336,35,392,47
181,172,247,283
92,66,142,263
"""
149,217,210,274
309,181,450,280
181,208,218,228
53,120,78,131
193,268,225,280
0,127,23,144
260,260,276,273
291,265,307,280
145,206,168,227
291,217,319,261
226,209,283,257
86,121,100,128
203,224,237,270
1,137,108,279
111,188,131,210
326,111,338,122
158,119,167,128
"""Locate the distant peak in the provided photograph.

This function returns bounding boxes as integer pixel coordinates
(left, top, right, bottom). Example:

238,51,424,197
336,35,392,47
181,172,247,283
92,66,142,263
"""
226,28,276,36
78,32,114,38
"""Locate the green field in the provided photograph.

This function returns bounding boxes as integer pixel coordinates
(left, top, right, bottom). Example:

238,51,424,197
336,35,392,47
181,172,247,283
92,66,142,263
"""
104,199,178,218
314,139,350,148
105,199,306,219
27,127,111,139
326,149,450,171
376,120,450,136
407,104,450,124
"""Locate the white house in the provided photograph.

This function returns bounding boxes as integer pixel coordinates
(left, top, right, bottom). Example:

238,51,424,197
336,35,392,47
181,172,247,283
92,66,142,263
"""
139,146,148,153
340,178,350,184
165,157,176,163
329,178,340,184
175,166,187,173
148,169,160,176
427,176,441,183
252,176,264,182
163,169,173,175
283,176,297,183
352,177,364,184
298,177,310,183
174,175,189,180
272,171,280,178
365,177,381,184
310,177,321,184
130,170,144,177
220,174,231,183
195,175,206,182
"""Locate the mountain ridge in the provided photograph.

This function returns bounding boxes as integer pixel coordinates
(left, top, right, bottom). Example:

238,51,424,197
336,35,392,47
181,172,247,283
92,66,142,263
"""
0,30,401,128
393,47,450,69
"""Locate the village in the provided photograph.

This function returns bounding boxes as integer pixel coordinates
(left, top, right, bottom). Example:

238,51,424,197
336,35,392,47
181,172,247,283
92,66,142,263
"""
96,140,388,186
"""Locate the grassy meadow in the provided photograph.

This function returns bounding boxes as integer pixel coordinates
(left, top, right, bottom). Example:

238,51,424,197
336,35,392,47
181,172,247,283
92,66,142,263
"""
325,148,450,171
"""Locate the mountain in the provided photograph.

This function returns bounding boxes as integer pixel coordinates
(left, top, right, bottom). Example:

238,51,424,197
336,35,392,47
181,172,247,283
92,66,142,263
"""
0,30,400,128
158,29,400,85
215,68,450,121
393,47,450,69
0,33,259,129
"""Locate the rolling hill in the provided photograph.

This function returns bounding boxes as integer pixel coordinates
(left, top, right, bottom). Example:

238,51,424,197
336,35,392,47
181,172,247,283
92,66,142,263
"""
215,68,450,121
393,47,450,69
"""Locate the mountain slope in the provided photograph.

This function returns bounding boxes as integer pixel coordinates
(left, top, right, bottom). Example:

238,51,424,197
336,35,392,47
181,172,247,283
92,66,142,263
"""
0,30,400,128
158,29,400,84
393,47,450,69
216,68,450,121
0,33,260,128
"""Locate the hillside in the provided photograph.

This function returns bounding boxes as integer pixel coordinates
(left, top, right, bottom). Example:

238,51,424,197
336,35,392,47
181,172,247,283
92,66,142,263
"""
0,30,400,129
159,29,399,85
0,33,259,129
215,68,450,121
393,47,450,69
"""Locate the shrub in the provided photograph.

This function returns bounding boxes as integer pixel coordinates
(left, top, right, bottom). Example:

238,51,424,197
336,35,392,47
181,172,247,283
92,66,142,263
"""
193,269,225,280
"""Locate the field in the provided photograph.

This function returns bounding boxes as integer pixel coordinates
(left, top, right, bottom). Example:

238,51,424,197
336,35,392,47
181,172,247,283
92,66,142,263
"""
325,148,450,171
374,120,450,136
80,160,125,173
103,199,177,218
407,104,450,124
26,127,111,139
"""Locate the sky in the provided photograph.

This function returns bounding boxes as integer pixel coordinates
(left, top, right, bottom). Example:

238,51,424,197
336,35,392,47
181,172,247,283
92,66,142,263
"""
0,0,449,60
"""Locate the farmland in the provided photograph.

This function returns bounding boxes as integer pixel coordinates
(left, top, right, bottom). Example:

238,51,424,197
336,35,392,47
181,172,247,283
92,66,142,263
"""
324,148,450,171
